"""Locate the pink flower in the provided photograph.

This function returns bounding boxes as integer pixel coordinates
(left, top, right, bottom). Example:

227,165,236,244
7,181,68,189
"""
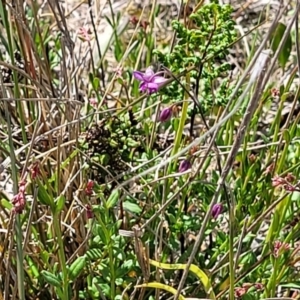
133,67,168,94
89,98,98,108
272,174,299,192
274,240,290,258
78,27,92,42
271,175,286,187
263,163,274,175
12,192,25,214
12,180,27,214
234,287,247,298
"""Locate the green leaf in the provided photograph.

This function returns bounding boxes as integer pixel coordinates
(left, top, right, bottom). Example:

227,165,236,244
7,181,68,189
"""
106,190,120,209
126,138,140,147
55,195,66,214
93,281,111,297
283,129,290,143
93,77,100,90
88,72,93,84
270,22,292,69
291,192,300,201
27,256,39,277
280,282,300,289
37,179,54,209
86,248,102,261
41,270,61,288
54,195,66,214
123,201,142,214
1,199,13,210
69,256,86,281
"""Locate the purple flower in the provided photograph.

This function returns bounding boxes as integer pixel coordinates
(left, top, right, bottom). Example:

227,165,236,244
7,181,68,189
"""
159,107,172,122
211,203,223,219
133,67,168,94
178,160,191,173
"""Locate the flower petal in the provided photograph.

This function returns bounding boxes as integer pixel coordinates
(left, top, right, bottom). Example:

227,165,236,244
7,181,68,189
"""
133,71,145,81
152,76,168,85
139,82,148,92
147,82,159,93
144,67,154,78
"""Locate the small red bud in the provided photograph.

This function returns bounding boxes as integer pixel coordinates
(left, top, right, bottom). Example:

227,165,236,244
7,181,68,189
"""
178,159,191,173
85,204,94,219
234,287,247,298
271,87,280,97
285,173,296,183
130,16,139,25
85,180,94,196
159,107,172,122
248,153,256,163
254,283,264,290
140,20,149,30
211,203,223,219
29,162,41,180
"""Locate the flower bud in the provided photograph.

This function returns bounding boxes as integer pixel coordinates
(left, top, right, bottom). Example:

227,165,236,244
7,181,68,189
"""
211,203,223,219
159,107,172,122
85,179,94,196
85,204,94,219
178,159,191,173
254,283,264,290
285,173,296,183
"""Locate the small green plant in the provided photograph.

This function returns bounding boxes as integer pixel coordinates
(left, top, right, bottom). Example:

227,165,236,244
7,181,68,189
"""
154,2,236,111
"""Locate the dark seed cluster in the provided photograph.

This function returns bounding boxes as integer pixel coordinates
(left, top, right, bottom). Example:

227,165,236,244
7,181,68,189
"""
84,111,142,185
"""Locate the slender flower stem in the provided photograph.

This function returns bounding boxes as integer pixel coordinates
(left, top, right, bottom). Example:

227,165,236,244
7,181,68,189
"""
171,74,190,159
267,256,279,297
228,200,235,300
15,216,25,299
0,2,26,298
2,92,25,300
53,215,69,300
97,216,116,299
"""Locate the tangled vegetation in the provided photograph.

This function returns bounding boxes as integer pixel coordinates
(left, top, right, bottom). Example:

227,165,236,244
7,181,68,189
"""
0,0,299,299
